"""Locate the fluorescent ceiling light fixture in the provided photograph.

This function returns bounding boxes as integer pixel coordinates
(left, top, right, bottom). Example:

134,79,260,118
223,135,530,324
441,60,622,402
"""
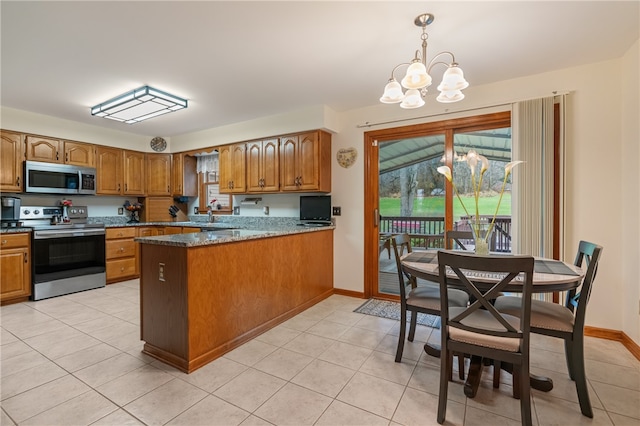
91,85,188,124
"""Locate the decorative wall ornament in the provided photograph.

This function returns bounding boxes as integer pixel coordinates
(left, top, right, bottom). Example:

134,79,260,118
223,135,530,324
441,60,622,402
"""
337,147,358,168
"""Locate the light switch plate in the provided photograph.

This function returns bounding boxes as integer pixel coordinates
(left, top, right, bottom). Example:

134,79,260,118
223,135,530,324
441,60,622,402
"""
332,206,341,216
118,207,124,215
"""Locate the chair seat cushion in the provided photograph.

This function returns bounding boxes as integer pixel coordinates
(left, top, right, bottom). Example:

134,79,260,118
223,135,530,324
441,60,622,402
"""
407,284,469,311
448,307,522,352
494,296,574,333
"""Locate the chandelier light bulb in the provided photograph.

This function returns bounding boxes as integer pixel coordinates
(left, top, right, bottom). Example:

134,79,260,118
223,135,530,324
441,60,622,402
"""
401,61,431,90
436,90,465,103
438,65,469,92
400,89,425,109
380,79,405,104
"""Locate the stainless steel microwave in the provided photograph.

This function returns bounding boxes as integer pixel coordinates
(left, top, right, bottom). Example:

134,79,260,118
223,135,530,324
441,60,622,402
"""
24,161,97,195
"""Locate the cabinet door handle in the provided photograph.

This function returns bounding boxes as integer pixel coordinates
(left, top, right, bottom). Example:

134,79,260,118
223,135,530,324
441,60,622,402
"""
56,151,59,161
167,185,170,193
125,183,128,191
16,176,20,186
24,252,28,263
118,183,121,192
66,152,69,162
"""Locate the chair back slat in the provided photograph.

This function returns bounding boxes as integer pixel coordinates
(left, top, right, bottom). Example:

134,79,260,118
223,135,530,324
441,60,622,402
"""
568,241,603,329
391,234,415,298
438,251,534,340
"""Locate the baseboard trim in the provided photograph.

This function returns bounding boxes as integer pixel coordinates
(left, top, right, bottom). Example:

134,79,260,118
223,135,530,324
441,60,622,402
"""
584,326,640,361
333,288,365,299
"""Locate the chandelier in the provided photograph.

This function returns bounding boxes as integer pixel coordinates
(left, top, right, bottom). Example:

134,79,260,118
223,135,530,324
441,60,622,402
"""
380,13,469,109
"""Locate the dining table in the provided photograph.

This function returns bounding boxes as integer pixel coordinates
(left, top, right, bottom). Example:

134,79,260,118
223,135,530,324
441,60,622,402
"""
400,249,585,398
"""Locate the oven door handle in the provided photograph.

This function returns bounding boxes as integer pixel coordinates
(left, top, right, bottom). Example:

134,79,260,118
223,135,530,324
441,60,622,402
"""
34,229,106,239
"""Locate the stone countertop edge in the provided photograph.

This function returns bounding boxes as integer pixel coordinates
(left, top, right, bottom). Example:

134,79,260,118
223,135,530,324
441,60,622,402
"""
134,226,335,247
0,227,32,234
103,222,233,228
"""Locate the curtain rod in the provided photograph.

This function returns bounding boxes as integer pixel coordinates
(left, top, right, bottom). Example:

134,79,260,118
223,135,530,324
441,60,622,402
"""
356,90,570,129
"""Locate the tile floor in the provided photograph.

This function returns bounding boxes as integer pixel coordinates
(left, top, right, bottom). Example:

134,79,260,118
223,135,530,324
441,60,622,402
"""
1,280,639,425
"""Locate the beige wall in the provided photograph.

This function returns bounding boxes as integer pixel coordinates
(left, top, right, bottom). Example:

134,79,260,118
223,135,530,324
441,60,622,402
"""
2,40,638,344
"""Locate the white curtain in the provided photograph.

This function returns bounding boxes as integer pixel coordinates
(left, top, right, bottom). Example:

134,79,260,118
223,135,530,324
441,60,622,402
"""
196,154,218,175
512,95,566,302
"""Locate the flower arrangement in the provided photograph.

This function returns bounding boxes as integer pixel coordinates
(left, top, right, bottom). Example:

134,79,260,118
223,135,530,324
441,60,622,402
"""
123,201,143,223
60,199,73,207
210,199,221,210
437,150,522,254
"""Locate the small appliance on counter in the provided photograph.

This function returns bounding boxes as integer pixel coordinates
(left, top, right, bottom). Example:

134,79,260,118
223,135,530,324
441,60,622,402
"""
1,196,22,228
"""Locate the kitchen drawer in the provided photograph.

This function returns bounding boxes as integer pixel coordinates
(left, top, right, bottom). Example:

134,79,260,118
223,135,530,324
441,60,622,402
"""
106,227,136,239
1,233,30,249
106,239,136,260
107,258,137,280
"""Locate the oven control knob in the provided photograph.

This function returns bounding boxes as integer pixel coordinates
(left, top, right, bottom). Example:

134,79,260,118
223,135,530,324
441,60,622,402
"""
33,210,40,215
23,209,30,215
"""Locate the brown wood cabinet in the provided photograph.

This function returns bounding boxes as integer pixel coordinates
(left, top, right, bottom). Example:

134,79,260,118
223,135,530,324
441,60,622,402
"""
123,150,146,195
63,140,95,167
146,153,172,196
25,135,62,163
25,136,94,167
1,233,31,304
247,138,279,192
105,227,138,283
219,143,246,193
1,130,24,192
172,153,197,197
280,130,331,192
139,229,334,373
96,146,124,195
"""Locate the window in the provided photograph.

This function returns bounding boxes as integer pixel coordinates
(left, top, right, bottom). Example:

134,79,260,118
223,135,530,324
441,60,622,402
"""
198,170,233,214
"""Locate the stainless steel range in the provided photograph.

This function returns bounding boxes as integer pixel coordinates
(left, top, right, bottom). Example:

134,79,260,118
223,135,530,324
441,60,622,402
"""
20,206,106,300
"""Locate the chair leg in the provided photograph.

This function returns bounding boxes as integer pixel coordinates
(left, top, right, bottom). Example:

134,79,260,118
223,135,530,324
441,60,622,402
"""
408,311,418,342
564,338,575,380
493,360,501,388
438,348,450,424
395,307,407,363
457,353,465,380
520,362,532,426
512,369,521,399
570,339,594,418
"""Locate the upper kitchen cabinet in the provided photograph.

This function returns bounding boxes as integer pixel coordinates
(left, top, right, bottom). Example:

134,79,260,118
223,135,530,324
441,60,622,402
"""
219,143,246,194
96,146,123,195
0,130,24,192
123,150,146,196
63,140,95,167
146,153,171,196
25,135,94,167
172,153,197,197
280,130,331,192
246,138,279,193
25,135,62,163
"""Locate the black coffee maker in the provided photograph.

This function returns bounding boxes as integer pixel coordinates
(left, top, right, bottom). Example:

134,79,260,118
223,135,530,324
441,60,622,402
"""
1,196,22,227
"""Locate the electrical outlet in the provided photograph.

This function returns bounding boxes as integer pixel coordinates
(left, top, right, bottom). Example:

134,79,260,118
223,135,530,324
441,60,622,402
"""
332,206,341,216
194,207,199,215
263,206,269,215
159,263,165,282
233,206,240,215
118,207,124,215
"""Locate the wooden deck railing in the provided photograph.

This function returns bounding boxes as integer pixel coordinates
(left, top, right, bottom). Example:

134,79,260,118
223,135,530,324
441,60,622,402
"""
380,215,512,252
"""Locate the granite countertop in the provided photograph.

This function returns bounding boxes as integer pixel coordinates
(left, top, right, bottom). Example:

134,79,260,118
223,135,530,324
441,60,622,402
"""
103,221,236,229
134,225,334,247
0,227,32,234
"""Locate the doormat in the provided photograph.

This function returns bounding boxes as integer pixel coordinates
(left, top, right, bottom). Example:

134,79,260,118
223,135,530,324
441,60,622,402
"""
354,299,439,328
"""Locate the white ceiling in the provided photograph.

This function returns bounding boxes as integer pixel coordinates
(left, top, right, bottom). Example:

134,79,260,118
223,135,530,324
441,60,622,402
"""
2,1,638,138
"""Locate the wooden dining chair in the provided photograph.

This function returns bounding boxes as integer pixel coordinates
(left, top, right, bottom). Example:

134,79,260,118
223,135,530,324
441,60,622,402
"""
495,240,603,418
390,234,469,364
436,250,535,426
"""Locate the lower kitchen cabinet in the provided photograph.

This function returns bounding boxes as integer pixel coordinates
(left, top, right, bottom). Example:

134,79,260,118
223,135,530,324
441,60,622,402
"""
0,233,31,304
106,227,138,283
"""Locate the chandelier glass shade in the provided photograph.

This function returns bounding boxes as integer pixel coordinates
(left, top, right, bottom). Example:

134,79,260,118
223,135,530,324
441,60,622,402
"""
380,13,469,109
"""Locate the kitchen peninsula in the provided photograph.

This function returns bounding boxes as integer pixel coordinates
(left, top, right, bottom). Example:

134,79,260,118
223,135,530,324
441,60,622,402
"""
136,225,334,373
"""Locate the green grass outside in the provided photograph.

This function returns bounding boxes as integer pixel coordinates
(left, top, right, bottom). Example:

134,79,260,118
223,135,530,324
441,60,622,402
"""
379,194,512,220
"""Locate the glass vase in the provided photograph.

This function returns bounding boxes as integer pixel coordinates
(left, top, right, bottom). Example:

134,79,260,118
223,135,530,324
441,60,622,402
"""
469,217,492,255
